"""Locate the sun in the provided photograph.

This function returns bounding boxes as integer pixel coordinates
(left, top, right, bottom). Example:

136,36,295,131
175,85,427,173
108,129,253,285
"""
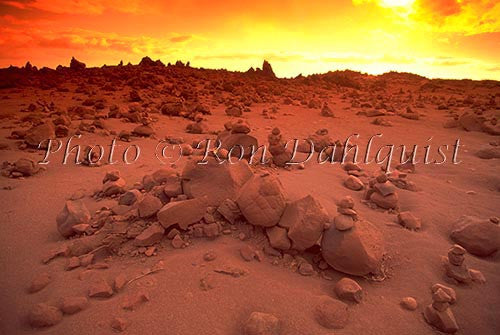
380,0,415,8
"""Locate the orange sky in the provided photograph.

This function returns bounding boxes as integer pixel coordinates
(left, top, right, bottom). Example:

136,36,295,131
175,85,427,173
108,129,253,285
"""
0,0,499,79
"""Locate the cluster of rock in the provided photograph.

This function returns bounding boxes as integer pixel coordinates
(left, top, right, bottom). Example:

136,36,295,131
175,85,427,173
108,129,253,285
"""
423,284,459,333
364,174,399,210
1,158,42,178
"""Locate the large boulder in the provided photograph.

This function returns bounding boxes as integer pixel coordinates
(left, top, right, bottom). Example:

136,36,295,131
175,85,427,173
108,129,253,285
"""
279,195,329,250
236,174,286,227
56,200,91,238
450,215,500,257
182,158,253,206
157,197,207,230
321,220,385,276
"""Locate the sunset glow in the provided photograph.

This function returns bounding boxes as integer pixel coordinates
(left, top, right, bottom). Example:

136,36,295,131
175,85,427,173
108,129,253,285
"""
0,0,499,79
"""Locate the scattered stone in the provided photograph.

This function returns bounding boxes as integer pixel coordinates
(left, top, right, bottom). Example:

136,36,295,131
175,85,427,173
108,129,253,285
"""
122,290,149,310
171,234,184,248
111,317,129,332
266,226,291,250
88,278,114,298
400,297,418,311
27,303,62,328
314,296,349,329
242,311,281,335
397,211,421,230
28,272,51,293
217,198,242,224
157,197,207,230
114,273,128,292
56,200,91,238
60,296,89,315
344,175,364,191
138,195,163,218
134,223,165,246
334,278,363,303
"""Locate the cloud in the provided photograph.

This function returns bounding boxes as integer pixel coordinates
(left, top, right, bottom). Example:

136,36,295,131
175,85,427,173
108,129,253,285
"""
353,0,500,35
1,0,146,15
169,35,191,43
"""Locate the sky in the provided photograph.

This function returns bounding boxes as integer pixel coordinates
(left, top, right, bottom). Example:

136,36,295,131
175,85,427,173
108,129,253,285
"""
0,0,499,80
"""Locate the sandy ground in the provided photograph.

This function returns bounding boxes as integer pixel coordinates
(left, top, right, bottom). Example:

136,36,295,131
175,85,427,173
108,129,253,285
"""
0,67,499,335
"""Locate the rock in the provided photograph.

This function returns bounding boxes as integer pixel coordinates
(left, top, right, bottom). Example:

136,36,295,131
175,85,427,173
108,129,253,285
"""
334,215,354,231
114,273,128,292
279,195,328,250
338,196,355,209
28,272,51,293
152,168,177,184
431,284,456,304
450,215,500,257
400,297,418,311
373,181,396,196
459,112,483,132
119,189,142,206
344,175,364,191
370,191,399,210
423,305,459,333
56,200,91,238
266,226,291,250
186,121,209,134
469,269,486,284
475,145,500,159
298,262,314,276
138,195,163,218
322,220,385,276
132,125,154,137
134,223,165,246
65,256,81,270
236,174,286,228
60,296,89,315
334,278,363,303
230,119,251,134
182,158,253,206
225,105,242,117
88,278,113,298
102,178,126,196
240,245,258,262
203,250,217,261
261,60,276,78
25,123,55,148
171,234,184,248
217,132,259,159
314,296,349,329
217,198,242,224
122,290,149,310
243,311,280,335
13,158,39,176
157,197,207,230
397,211,421,230
70,57,86,70
111,317,129,332
28,303,62,328
321,102,334,117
